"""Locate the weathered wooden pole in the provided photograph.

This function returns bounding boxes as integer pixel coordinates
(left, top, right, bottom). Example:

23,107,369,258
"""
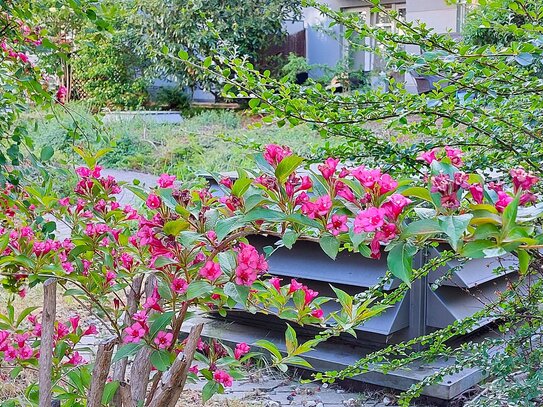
87,336,117,407
38,279,56,407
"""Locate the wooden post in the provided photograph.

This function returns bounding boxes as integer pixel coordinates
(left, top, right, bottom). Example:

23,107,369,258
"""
112,275,144,407
130,276,156,403
87,336,118,407
38,279,56,407
147,323,204,407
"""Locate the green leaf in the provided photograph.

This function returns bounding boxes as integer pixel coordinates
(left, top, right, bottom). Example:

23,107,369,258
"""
149,311,175,338
255,339,282,360
517,249,531,274
163,219,190,236
223,281,250,305
284,324,298,354
502,194,520,234
112,343,144,363
248,98,261,109
186,280,213,300
153,256,178,268
401,186,433,203
231,177,252,197
460,240,496,259
215,216,244,241
15,307,39,328
387,242,417,284
274,155,304,183
178,50,189,60
282,230,298,249
401,219,441,238
202,380,220,402
40,145,54,161
101,381,120,405
319,234,340,260
243,207,286,223
150,350,172,372
438,214,473,251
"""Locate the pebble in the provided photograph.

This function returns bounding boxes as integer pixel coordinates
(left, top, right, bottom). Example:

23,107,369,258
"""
383,396,394,405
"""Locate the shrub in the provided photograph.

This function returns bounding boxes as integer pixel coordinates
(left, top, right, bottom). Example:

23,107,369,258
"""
155,86,191,111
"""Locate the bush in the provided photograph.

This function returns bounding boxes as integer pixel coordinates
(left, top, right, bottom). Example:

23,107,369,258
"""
155,86,191,111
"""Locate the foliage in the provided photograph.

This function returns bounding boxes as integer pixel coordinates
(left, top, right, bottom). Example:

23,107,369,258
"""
281,53,312,82
155,86,191,111
1,141,542,404
71,29,149,110
130,0,302,90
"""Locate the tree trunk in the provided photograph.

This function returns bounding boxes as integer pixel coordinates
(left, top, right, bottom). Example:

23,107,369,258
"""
87,337,117,407
38,279,56,407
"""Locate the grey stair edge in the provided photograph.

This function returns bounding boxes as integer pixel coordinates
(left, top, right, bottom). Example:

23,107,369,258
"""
181,316,485,400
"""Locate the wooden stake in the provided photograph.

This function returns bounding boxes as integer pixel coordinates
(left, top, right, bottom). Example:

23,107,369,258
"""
147,323,204,407
38,279,56,407
87,336,118,407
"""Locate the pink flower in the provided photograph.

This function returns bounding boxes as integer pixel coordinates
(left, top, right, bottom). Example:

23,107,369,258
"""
235,243,268,286
469,183,484,204
18,345,33,360
288,279,304,294
301,195,332,219
234,342,250,360
311,309,324,319
318,158,339,180
83,325,98,336
154,331,173,349
495,191,513,213
303,287,318,306
0,330,9,351
377,174,398,195
146,194,162,209
33,240,53,257
510,168,538,192
158,173,176,188
213,370,233,387
354,207,386,233
58,197,70,206
416,148,438,164
326,214,349,236
199,261,222,281
352,167,381,189
171,277,188,294
67,351,86,366
189,365,199,374
124,322,147,343
4,346,17,362
132,311,148,323
69,316,80,332
75,166,92,178
120,253,134,270
219,177,233,189
445,146,463,167
381,194,412,220
62,262,74,274
269,277,282,292
263,144,292,167
520,191,537,206
56,86,68,104
335,181,356,202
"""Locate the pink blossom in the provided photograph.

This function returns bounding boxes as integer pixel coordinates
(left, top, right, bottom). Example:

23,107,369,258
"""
62,262,74,274
381,194,412,220
377,174,398,195
132,311,148,323
318,158,339,180
520,191,537,206
69,316,80,332
33,240,53,257
445,146,463,167
335,181,356,202
469,183,484,204
146,194,162,209
416,149,438,164
354,207,386,233
235,243,268,286
326,214,349,236
154,331,173,349
495,191,513,213
263,144,292,167
56,322,70,339
219,177,233,189
56,86,68,104
120,253,134,270
67,351,86,366
301,195,332,219
199,261,222,281
75,167,92,177
303,287,318,306
83,325,98,336
213,370,233,387
18,345,33,360
0,330,9,351
510,168,538,192
352,167,381,189
234,342,250,360
189,365,199,374
288,279,304,294
124,322,147,343
171,277,188,294
158,173,176,188
441,194,460,209
269,277,282,292
4,346,17,362
311,309,324,319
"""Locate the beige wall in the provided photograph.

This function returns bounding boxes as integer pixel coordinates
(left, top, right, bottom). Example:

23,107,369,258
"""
406,0,458,33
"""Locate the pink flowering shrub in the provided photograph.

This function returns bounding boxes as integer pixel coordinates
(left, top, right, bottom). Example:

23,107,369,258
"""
0,144,540,404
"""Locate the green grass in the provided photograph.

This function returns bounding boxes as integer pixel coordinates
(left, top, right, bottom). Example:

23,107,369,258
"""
26,103,328,180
